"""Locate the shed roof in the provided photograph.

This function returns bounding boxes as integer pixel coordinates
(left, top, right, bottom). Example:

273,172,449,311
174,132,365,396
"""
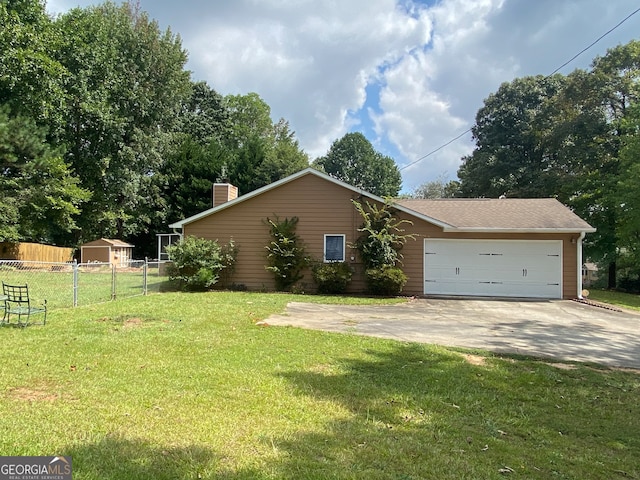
82,238,135,248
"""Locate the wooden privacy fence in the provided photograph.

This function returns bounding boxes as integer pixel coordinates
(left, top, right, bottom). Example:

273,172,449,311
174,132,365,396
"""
0,242,74,263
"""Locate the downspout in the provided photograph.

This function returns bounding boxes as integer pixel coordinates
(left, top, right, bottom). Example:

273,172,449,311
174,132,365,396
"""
577,231,586,299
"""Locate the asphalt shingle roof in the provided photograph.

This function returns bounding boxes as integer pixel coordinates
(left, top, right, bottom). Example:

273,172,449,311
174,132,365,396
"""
395,198,595,231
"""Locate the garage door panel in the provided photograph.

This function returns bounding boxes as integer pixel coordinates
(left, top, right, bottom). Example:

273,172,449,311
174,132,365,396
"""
424,239,562,299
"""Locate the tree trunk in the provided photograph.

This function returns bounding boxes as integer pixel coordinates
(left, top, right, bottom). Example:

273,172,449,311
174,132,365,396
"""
607,261,617,290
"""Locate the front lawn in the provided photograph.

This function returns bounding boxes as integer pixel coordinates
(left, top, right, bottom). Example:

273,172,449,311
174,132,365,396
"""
1,292,638,479
588,289,640,311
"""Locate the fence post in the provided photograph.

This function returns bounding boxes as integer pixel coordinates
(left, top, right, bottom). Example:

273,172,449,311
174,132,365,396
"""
143,257,148,296
111,263,116,300
73,259,79,307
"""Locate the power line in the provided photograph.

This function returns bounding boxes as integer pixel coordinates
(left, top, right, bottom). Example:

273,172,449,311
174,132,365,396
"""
399,5,640,173
548,6,640,75
399,128,472,171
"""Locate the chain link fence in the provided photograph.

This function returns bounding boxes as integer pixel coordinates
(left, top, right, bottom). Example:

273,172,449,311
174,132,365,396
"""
0,259,171,310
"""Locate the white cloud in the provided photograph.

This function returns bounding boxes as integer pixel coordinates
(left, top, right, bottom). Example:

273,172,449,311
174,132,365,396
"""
183,0,433,160
371,0,507,190
45,0,640,193
372,0,640,190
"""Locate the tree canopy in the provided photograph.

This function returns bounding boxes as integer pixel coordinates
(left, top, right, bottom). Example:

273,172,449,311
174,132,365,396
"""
457,75,567,199
313,132,402,197
412,177,460,199
53,2,192,241
0,106,89,242
0,0,310,257
456,40,640,289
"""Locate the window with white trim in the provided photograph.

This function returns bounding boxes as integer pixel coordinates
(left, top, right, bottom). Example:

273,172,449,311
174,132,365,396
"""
324,234,346,262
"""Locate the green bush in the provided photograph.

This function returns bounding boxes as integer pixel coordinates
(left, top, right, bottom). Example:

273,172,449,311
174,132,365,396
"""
166,236,236,291
352,199,414,268
312,262,353,294
264,216,310,291
351,199,414,296
365,267,407,296
217,238,239,288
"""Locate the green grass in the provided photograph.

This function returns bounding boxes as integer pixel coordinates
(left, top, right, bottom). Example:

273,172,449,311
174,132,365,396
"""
588,289,640,311
1,292,638,479
0,265,170,309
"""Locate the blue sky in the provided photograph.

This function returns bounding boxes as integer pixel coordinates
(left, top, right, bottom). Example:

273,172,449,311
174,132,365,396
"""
46,0,640,193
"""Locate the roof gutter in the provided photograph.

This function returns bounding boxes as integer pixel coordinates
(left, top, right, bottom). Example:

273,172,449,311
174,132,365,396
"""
442,227,597,234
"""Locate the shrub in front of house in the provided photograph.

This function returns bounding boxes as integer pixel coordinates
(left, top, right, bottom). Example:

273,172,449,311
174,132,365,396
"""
312,261,353,294
264,216,310,291
166,236,236,291
365,266,407,296
352,199,414,296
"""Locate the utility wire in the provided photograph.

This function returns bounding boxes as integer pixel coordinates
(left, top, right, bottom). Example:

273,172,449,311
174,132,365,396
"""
399,5,640,172
548,6,640,75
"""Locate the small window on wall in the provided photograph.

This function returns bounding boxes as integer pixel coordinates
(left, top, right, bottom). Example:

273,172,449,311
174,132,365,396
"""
324,234,345,262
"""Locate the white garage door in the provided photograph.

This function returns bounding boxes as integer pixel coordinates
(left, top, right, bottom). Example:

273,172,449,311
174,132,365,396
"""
424,239,562,299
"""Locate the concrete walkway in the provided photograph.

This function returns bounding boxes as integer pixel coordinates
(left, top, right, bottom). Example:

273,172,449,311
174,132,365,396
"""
265,298,640,369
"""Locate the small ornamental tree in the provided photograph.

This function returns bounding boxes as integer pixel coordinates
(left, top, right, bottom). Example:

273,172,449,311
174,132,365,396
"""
264,215,310,291
217,238,239,288
352,199,415,295
166,236,236,291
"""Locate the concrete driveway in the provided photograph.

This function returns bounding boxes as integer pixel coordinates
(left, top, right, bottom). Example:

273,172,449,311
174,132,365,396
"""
265,298,640,369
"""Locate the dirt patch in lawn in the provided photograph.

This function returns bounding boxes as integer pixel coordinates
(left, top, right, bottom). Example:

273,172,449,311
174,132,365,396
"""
7,381,72,402
97,316,153,329
123,317,143,328
461,353,487,366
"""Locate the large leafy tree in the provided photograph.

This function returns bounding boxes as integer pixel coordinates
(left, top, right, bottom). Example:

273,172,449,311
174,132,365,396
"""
456,40,640,288
163,98,308,223
0,0,66,126
457,75,567,198
590,42,640,286
313,132,401,196
546,42,640,288
53,1,192,241
1,0,311,255
224,92,275,147
549,70,620,287
161,137,233,223
230,119,308,194
0,106,89,243
617,107,640,282
222,93,308,195
179,81,231,146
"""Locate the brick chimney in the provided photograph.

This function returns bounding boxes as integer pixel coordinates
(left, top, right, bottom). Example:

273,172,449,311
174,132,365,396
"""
212,183,238,207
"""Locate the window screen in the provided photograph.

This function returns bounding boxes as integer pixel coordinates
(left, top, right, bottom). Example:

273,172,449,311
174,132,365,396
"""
324,235,345,262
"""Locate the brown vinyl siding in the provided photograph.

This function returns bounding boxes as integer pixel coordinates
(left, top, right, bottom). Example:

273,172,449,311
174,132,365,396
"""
185,173,367,292
184,172,581,298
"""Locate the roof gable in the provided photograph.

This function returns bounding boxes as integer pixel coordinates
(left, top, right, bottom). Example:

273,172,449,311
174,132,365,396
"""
168,168,595,233
169,168,451,230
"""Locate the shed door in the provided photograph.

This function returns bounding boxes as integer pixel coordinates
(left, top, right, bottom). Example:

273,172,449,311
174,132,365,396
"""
424,239,562,299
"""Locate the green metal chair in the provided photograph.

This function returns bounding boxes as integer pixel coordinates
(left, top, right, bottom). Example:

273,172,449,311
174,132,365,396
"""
2,282,47,327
